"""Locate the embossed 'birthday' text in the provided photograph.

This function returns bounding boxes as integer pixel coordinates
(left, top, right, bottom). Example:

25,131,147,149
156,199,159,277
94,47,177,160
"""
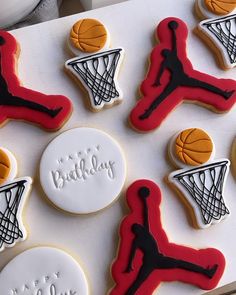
51,155,115,189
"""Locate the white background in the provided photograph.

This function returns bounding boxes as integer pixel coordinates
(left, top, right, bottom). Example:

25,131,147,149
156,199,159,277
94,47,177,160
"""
0,0,235,294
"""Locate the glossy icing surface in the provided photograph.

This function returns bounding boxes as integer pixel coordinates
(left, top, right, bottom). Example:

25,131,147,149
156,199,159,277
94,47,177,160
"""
168,129,230,228
0,147,32,251
70,18,108,53
0,247,89,295
0,30,72,130
129,17,236,132
110,179,225,294
40,127,126,214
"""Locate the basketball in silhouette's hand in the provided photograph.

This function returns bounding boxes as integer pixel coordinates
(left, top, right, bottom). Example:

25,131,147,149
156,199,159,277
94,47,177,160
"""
138,186,150,199
70,18,108,53
168,21,178,30
0,36,5,46
175,128,213,166
204,0,236,15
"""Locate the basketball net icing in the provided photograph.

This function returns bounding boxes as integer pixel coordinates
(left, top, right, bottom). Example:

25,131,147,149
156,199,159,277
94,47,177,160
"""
168,129,230,229
0,148,32,252
65,19,124,111
198,14,236,69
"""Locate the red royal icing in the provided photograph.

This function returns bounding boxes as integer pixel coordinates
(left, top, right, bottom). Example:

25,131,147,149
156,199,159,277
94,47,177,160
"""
0,30,72,130
129,17,236,132
110,179,225,295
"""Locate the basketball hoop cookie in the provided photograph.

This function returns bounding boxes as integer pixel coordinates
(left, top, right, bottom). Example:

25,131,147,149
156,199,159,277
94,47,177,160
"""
65,18,124,112
110,179,225,294
168,128,230,229
39,127,126,214
0,247,89,295
195,0,236,69
0,31,72,131
0,147,32,252
129,17,236,132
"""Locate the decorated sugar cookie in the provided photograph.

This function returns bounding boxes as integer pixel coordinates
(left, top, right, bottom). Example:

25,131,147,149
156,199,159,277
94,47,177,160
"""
168,128,230,229
197,13,236,69
65,18,124,111
195,0,236,69
231,137,236,177
0,247,89,294
0,147,32,252
110,179,225,294
195,0,236,19
0,30,72,131
129,17,236,132
40,127,126,214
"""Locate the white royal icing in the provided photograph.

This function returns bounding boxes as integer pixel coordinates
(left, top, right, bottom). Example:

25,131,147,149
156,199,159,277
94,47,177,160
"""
0,247,89,295
0,148,32,252
198,14,236,69
65,48,124,111
168,159,230,229
40,127,126,214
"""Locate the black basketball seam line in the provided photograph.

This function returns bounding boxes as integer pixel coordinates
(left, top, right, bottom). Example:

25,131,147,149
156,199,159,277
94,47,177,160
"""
79,41,103,49
78,34,107,41
210,0,233,14
0,161,10,168
77,24,105,36
180,151,203,165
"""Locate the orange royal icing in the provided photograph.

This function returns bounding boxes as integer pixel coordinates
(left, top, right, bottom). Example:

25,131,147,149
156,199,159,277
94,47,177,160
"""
204,0,236,15
70,19,108,53
175,128,213,166
0,149,10,184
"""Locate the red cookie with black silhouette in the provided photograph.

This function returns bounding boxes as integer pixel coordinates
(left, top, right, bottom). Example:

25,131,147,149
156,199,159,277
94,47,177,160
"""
110,179,225,295
129,17,236,132
0,30,72,131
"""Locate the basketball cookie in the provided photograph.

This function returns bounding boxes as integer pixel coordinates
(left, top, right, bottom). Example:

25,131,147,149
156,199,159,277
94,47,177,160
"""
129,17,236,132
65,18,124,112
0,147,32,252
0,30,72,131
0,247,89,294
195,0,236,19
110,179,225,294
39,127,126,214
168,128,230,229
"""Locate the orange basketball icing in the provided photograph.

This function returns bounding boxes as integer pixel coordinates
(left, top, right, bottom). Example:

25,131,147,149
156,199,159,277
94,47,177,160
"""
175,128,213,166
70,19,108,53
204,0,236,15
0,149,10,185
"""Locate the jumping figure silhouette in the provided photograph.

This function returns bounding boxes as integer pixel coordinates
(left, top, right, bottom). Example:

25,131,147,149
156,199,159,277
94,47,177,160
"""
110,179,226,295
139,21,234,120
129,17,236,132
124,186,218,295
0,36,62,118
0,30,72,130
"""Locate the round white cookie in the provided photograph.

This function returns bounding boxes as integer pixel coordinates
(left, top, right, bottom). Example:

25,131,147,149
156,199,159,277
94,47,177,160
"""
0,247,89,295
40,127,126,214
